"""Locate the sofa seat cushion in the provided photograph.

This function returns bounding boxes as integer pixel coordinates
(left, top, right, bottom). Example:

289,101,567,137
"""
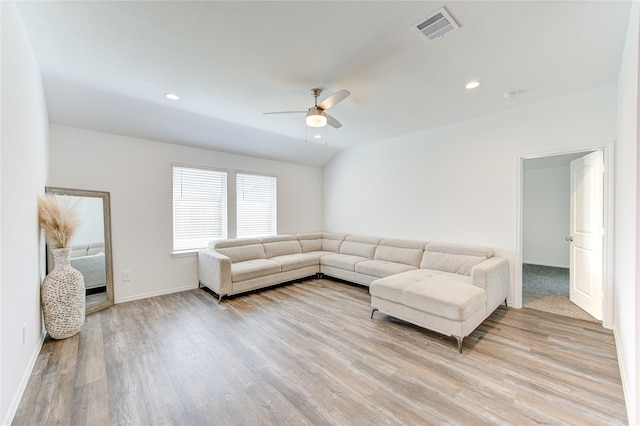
269,253,319,272
303,251,338,260
321,254,369,271
388,268,472,285
370,270,485,321
231,259,281,282
355,260,417,278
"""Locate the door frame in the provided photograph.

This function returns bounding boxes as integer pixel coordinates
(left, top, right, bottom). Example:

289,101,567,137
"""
515,142,614,329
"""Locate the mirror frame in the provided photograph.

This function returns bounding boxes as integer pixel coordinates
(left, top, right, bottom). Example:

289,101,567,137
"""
45,186,114,315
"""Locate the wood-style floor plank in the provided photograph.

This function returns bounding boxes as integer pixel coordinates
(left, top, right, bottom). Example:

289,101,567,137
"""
13,279,627,425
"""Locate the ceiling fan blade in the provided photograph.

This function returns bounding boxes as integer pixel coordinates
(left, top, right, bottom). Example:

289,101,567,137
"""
318,89,350,111
325,113,342,129
262,111,306,115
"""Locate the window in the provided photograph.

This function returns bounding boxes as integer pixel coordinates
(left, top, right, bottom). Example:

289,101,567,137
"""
236,172,277,238
173,165,227,251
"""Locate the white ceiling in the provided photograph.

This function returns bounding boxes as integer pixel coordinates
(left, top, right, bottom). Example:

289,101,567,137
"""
15,1,632,167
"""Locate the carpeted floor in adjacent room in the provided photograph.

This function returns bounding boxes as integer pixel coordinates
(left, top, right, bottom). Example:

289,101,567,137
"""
522,263,599,323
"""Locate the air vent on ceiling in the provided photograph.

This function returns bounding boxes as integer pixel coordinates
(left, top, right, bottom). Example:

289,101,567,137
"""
412,7,459,43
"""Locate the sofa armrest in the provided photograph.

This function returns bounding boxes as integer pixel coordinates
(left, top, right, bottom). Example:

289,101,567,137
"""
198,248,232,298
471,257,510,313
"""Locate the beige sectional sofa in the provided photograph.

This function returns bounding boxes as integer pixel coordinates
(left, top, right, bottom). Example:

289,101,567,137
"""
198,232,509,352
369,243,509,352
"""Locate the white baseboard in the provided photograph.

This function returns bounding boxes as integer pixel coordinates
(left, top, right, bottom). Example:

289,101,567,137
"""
3,331,46,426
612,325,635,425
115,283,199,304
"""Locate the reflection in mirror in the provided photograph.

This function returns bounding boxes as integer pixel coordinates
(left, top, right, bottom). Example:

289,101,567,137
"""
45,187,114,315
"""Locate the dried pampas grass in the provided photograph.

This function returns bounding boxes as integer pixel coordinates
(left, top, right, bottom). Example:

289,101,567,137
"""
38,194,80,248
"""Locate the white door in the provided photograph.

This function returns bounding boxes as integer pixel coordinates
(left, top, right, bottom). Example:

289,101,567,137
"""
568,150,604,320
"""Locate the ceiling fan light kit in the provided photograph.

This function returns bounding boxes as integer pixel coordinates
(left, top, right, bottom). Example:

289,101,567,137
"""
305,107,327,127
305,124,327,145
264,87,350,136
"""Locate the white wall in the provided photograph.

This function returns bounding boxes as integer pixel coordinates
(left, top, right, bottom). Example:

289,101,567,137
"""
324,84,616,270
523,163,570,267
49,125,323,303
0,2,49,423
615,1,639,423
522,153,588,268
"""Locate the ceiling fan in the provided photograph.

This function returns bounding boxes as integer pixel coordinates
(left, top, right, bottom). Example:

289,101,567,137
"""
264,88,350,128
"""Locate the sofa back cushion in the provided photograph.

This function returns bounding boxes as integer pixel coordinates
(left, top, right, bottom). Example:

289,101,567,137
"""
211,238,266,263
260,235,302,258
296,233,323,252
87,243,105,255
421,242,492,276
322,232,347,252
340,235,381,259
375,238,428,267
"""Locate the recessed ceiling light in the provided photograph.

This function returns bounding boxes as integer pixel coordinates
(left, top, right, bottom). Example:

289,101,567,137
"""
164,92,180,101
465,80,482,90
314,134,322,139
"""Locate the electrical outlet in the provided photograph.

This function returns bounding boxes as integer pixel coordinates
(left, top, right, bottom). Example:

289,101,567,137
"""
122,271,131,282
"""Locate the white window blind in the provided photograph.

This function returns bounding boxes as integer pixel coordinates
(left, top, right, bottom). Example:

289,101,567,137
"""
236,173,277,238
173,166,227,251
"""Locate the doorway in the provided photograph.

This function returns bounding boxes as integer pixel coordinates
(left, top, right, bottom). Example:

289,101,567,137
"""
521,150,603,323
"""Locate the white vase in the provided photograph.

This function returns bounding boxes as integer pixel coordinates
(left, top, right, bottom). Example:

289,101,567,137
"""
41,248,85,339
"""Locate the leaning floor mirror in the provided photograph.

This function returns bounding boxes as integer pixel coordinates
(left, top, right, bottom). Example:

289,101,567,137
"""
45,187,114,314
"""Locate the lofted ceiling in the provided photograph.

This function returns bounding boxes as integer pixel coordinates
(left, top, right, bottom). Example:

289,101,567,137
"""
15,1,632,167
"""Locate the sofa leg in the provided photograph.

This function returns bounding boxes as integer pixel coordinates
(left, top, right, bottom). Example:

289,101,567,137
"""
455,336,463,353
370,308,378,319
218,293,223,304
504,298,508,307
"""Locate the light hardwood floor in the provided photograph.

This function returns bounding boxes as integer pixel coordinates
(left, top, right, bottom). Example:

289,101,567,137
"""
14,279,627,425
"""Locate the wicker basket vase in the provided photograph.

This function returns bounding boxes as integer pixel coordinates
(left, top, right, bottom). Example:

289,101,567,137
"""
41,248,86,339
